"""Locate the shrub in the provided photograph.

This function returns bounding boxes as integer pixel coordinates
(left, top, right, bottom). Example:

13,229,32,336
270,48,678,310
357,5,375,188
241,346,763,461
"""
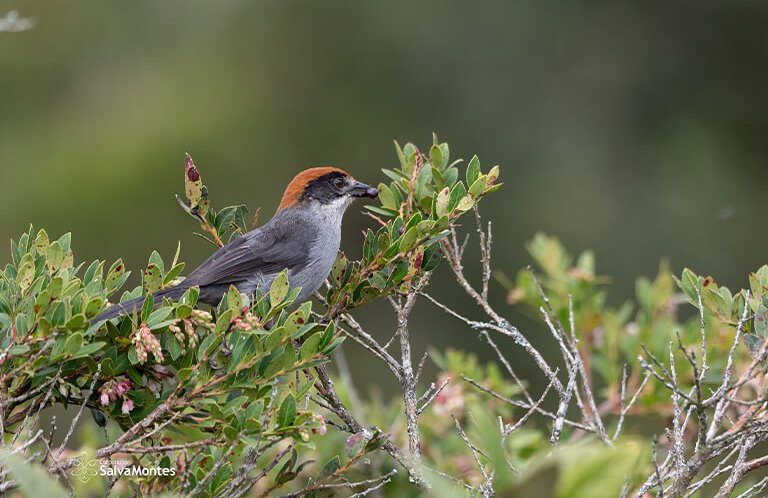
2,137,767,497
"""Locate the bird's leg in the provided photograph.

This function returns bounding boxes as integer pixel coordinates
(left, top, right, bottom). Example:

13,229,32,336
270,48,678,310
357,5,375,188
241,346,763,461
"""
208,343,232,375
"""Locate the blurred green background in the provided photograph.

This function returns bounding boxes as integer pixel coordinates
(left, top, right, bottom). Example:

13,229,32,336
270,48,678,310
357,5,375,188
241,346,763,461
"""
2,1,767,391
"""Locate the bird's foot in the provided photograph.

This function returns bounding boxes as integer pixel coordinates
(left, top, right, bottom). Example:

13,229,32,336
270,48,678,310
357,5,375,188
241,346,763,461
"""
208,341,232,375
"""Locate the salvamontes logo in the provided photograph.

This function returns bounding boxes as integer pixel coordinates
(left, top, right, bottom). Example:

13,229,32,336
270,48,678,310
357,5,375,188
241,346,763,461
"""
69,453,176,483
70,455,99,483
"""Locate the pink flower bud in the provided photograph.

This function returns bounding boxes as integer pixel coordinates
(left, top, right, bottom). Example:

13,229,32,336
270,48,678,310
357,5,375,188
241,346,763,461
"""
115,379,132,396
311,414,327,436
121,398,134,414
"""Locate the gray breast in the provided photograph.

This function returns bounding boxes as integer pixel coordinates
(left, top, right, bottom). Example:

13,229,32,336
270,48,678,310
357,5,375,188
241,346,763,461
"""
246,204,343,304
290,225,341,302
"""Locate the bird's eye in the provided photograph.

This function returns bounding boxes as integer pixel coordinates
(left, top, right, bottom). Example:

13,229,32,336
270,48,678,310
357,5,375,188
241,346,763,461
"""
333,177,345,189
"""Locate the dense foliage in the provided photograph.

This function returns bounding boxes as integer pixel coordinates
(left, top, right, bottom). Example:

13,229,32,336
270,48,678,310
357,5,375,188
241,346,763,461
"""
0,137,502,496
2,138,768,497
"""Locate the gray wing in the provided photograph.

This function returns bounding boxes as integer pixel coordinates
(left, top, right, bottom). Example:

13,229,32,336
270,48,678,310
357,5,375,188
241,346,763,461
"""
185,222,310,287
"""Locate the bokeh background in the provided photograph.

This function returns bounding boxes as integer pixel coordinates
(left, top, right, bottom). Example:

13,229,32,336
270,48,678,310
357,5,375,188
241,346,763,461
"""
2,0,768,393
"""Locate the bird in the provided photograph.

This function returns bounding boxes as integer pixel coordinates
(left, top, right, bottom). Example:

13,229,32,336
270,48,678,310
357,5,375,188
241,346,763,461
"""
94,167,379,323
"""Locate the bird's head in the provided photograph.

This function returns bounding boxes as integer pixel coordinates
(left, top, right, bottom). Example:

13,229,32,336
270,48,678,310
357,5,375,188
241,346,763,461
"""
277,167,378,213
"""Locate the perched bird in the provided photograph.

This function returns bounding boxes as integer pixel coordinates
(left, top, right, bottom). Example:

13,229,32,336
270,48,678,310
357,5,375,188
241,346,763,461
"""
95,167,378,322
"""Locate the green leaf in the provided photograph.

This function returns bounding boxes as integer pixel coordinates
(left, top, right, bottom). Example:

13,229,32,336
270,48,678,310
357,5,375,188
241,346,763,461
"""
300,333,322,360
678,268,700,304
414,163,433,201
402,143,418,174
16,253,35,291
176,304,193,319
46,241,63,273
431,165,446,190
330,252,348,288
381,168,408,184
486,165,500,187
438,142,450,169
62,249,74,270
34,229,49,256
164,262,185,285
393,140,406,169
455,195,475,213
429,144,444,170
8,344,30,355
399,227,419,253
444,166,459,187
64,333,83,356
143,263,163,294
377,183,397,210
14,313,30,337
141,294,154,322
197,332,220,363
448,182,467,213
126,367,143,386
466,155,481,185
364,205,399,217
47,276,63,299
83,260,102,285
214,206,239,234
184,153,204,208
435,187,450,218
66,314,86,331
702,286,730,319
166,333,183,361
270,271,290,307
227,333,253,371
57,232,72,253
49,302,66,327
214,309,234,335
177,368,193,383
265,326,288,350
319,455,340,478
284,310,308,336
146,307,172,328
85,297,104,318
277,394,296,428
422,243,442,271
324,336,345,355
147,250,165,276
320,321,335,349
183,286,199,308
128,345,139,365
226,285,243,314
281,343,297,370
50,336,66,361
73,342,106,358
468,174,488,197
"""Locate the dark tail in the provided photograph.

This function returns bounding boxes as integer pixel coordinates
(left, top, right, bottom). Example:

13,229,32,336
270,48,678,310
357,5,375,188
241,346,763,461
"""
93,285,189,324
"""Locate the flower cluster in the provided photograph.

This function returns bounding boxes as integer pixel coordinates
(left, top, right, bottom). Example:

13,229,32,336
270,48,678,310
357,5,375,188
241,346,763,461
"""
233,307,262,331
98,376,134,413
168,318,199,354
133,322,164,364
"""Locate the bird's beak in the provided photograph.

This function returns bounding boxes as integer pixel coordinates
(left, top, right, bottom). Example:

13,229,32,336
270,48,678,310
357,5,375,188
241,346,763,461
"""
349,180,379,198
